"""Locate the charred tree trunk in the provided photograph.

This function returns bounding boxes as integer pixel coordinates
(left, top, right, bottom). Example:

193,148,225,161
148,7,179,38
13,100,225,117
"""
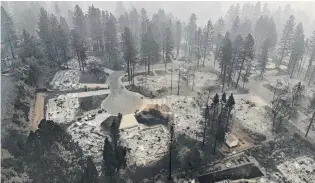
192,72,195,91
177,68,180,95
168,125,174,180
170,69,173,93
305,111,315,138
127,59,130,83
235,59,245,89
278,46,286,66
8,38,15,59
144,58,147,73
211,106,216,134
225,108,232,132
228,55,237,87
148,55,151,74
76,48,82,71
290,59,298,78
305,61,312,81
213,135,217,154
308,66,315,86
221,64,227,92
203,105,209,146
64,49,68,69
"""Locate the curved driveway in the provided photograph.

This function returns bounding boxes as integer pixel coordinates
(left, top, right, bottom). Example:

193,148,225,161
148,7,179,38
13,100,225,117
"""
101,71,143,115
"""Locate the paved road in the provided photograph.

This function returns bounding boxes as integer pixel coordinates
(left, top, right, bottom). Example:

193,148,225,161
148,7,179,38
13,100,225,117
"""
101,71,143,115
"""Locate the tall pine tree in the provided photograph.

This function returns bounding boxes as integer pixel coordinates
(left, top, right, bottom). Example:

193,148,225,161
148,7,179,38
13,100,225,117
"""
278,15,295,65
202,20,214,66
175,21,182,58
235,34,255,88
1,6,17,59
218,32,232,91
289,22,305,78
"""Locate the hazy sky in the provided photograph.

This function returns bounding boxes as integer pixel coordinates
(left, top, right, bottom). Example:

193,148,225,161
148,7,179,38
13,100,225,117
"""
63,1,315,25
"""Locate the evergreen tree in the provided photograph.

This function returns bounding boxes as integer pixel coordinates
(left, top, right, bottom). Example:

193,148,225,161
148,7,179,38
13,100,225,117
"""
225,93,235,132
278,15,295,65
235,34,255,88
81,157,98,183
183,24,189,59
221,92,227,103
262,3,271,16
239,19,252,38
214,33,223,67
104,13,119,69
231,16,240,40
241,60,252,88
241,3,251,21
164,22,174,71
196,27,202,68
148,31,160,72
72,5,88,70
1,2,9,12
267,17,278,51
88,5,102,53
225,4,240,30
129,8,140,44
304,31,315,82
291,82,305,107
38,7,55,65
306,94,315,137
1,6,17,59
140,8,149,69
156,9,167,61
73,5,86,40
210,93,220,135
214,17,225,36
228,35,243,86
101,10,109,55
254,16,266,54
19,29,41,59
168,124,174,180
297,38,309,77
218,32,232,91
253,16,277,55
21,7,38,34
56,25,70,69
289,22,305,78
187,13,197,59
67,9,74,29
60,16,70,35
118,12,130,33
49,14,60,66
122,27,138,83
271,92,297,132
103,137,116,177
258,38,271,78
202,20,214,66
70,30,86,71
253,1,262,23
175,21,182,57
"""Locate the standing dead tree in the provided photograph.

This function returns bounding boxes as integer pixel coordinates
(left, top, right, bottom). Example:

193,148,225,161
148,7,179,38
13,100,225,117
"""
306,94,315,137
177,67,181,95
168,123,174,180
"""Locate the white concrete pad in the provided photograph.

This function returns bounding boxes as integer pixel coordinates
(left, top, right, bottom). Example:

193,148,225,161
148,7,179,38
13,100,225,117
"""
77,89,111,98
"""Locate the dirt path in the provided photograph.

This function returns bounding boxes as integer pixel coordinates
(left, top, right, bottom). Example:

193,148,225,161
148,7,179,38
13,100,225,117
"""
33,92,47,130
